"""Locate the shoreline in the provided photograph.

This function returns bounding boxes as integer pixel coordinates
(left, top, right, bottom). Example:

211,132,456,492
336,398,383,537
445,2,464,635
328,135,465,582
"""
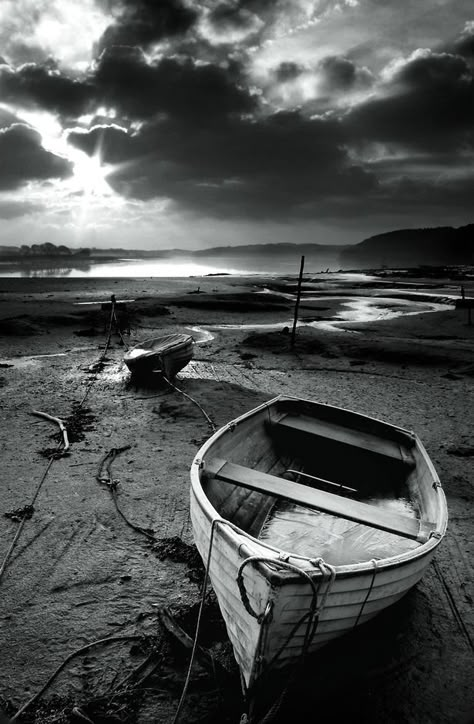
0,273,473,723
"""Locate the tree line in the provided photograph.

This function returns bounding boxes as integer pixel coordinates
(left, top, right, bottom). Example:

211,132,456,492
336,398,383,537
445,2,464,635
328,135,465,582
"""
19,243,90,257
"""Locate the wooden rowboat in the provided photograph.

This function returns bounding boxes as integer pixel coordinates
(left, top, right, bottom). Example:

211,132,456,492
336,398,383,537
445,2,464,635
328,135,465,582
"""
190,395,447,698
124,333,193,379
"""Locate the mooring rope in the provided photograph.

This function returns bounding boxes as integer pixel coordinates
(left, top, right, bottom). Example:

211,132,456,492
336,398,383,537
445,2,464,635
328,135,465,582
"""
96,446,156,542
432,558,474,653
353,558,378,628
78,297,117,407
238,556,335,724
1,297,123,585
11,634,143,721
0,426,65,583
171,517,221,724
162,374,217,432
2,294,130,585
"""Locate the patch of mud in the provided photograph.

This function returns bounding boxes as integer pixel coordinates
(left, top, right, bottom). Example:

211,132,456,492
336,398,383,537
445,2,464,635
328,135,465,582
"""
4,504,35,522
74,328,102,337
64,405,96,443
447,445,474,457
38,406,96,456
0,318,39,336
132,303,170,317
170,292,291,312
152,536,205,584
242,329,334,356
346,343,459,366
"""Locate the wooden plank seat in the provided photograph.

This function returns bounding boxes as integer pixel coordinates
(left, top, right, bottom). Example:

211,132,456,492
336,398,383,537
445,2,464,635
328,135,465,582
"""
273,415,415,467
211,460,431,542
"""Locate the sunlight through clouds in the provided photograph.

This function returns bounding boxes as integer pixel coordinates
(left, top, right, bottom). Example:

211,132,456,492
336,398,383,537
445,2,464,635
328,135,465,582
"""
0,0,109,68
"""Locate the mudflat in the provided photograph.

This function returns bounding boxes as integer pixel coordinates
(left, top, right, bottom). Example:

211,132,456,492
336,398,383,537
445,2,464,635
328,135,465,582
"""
0,273,473,723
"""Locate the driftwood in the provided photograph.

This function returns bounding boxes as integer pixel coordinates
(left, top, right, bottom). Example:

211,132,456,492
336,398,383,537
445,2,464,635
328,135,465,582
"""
158,607,225,678
31,410,69,452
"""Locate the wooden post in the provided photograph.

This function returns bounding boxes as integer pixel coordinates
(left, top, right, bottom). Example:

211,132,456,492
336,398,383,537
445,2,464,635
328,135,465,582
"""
291,255,305,348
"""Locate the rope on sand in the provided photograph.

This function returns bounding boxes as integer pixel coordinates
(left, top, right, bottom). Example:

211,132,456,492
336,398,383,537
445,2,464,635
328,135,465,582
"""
162,375,217,433
79,298,117,407
11,635,143,721
432,559,474,653
96,446,156,542
0,415,67,583
1,296,121,583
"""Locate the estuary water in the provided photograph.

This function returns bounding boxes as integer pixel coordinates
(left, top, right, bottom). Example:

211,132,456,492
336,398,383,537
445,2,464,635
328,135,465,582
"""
0,252,340,278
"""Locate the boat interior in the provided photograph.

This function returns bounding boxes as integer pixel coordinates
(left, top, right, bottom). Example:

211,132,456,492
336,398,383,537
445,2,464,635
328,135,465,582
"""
201,399,439,564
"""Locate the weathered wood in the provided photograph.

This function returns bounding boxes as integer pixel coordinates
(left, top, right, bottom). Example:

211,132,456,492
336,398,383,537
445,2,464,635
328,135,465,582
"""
291,255,305,348
274,414,413,464
213,460,427,541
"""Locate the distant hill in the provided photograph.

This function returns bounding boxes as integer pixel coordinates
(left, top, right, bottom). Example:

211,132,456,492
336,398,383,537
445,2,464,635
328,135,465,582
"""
340,224,474,269
1,224,472,271
193,243,349,257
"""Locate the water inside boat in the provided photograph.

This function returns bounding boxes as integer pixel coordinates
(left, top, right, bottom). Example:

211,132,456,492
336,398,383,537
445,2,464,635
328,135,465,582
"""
202,396,434,565
258,498,420,565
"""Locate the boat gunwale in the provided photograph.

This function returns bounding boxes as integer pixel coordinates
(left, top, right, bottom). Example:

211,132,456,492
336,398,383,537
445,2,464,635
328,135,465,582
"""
190,394,448,582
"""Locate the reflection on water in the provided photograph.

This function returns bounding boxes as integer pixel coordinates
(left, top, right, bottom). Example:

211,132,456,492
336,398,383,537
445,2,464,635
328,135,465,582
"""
259,501,419,565
0,253,345,278
0,260,93,277
191,296,450,335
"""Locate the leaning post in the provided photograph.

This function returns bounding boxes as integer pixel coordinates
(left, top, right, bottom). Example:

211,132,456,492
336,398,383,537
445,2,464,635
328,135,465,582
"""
291,255,305,348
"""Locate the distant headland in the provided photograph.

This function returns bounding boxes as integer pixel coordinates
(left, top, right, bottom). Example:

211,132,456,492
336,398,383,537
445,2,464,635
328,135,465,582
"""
0,222,472,271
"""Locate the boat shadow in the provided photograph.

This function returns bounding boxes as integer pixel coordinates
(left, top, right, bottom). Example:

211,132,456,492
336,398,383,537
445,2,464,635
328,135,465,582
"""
249,585,434,723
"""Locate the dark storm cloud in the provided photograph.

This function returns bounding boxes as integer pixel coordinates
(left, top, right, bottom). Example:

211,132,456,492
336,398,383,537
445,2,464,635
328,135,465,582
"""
0,49,254,127
93,47,255,120
344,50,474,150
0,62,92,118
274,61,304,83
319,55,374,92
69,110,376,218
452,23,474,60
0,124,72,190
96,0,197,52
204,1,263,41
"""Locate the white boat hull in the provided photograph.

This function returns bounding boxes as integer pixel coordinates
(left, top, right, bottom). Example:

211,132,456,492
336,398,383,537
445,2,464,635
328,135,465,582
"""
190,396,447,690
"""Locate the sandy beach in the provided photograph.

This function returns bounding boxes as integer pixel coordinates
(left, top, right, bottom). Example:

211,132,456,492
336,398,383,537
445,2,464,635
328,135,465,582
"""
0,272,473,723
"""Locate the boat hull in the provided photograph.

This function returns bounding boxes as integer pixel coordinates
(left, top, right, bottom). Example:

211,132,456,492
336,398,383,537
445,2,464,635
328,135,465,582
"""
190,395,447,690
124,334,193,379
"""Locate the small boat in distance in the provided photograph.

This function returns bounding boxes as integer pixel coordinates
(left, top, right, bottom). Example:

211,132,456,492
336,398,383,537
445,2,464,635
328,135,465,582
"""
190,395,447,700
124,333,194,379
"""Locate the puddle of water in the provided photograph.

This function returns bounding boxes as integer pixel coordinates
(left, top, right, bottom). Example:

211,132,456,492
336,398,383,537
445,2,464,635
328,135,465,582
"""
0,346,97,367
187,326,215,343
74,299,136,305
259,501,419,565
190,297,451,336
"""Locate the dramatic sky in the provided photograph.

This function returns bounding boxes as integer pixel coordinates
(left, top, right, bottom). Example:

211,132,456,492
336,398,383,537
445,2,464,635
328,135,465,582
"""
0,0,473,249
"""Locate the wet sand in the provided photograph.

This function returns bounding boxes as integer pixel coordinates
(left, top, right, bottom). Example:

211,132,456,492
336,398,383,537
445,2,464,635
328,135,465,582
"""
0,273,473,723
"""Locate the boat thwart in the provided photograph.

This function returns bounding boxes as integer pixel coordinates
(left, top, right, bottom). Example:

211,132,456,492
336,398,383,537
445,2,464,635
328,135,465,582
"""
190,395,447,695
